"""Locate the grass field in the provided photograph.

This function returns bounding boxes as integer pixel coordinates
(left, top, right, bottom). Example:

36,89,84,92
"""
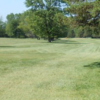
0,38,100,100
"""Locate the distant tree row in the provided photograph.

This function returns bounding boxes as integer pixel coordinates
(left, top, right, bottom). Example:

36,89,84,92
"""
0,0,100,42
66,0,100,38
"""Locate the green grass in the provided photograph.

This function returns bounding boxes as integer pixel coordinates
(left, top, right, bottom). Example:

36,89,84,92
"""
0,38,100,100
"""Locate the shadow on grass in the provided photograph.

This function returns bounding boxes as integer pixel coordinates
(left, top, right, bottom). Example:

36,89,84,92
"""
84,62,100,68
0,46,15,48
51,39,87,44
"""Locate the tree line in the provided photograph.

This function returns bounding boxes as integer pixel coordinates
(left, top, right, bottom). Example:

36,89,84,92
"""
0,0,100,42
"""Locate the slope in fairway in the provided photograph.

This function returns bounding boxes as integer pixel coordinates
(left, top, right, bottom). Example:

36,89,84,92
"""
0,38,100,100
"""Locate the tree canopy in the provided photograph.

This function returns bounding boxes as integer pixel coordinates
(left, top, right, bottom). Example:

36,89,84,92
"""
24,0,68,42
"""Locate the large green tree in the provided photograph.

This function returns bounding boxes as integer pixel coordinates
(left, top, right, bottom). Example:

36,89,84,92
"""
25,0,68,42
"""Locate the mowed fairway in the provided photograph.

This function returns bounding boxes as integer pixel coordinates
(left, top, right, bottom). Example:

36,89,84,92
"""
0,38,100,100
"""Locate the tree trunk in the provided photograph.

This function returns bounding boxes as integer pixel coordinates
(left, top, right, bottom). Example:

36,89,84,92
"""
51,37,54,41
48,36,51,42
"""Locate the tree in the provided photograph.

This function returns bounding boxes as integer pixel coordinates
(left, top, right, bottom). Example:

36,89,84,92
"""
18,11,34,38
25,0,68,42
66,1,93,26
0,17,6,37
6,13,26,38
64,0,100,37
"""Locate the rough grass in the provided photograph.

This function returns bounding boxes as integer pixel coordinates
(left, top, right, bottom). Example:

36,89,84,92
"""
0,38,100,100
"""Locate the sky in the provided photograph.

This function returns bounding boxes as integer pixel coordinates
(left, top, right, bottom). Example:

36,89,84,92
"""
0,0,28,21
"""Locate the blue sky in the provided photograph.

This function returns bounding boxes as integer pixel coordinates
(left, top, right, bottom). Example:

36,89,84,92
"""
0,0,28,21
